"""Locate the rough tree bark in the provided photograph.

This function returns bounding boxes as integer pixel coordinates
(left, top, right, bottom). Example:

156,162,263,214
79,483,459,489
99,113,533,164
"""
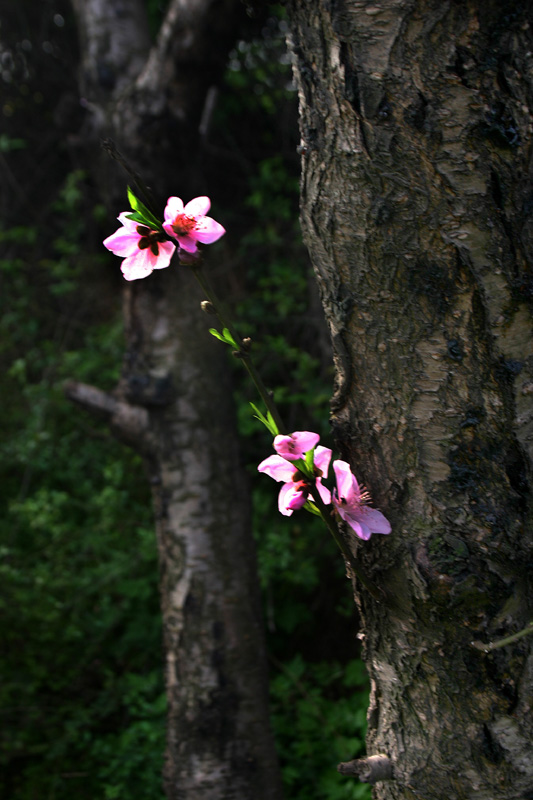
288,1,533,799
68,2,283,798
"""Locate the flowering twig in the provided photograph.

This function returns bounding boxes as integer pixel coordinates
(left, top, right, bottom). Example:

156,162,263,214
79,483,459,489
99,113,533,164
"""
193,260,391,600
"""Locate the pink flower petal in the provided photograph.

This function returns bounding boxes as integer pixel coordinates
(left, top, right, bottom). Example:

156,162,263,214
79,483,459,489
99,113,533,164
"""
163,223,202,253
164,197,184,223
184,196,211,217
278,481,308,515
152,240,176,269
316,480,331,506
257,455,296,483
278,482,296,516
333,460,357,502
121,249,156,281
176,234,199,253
103,229,140,257
103,213,142,256
314,446,332,478
333,460,391,539
192,216,226,244
344,514,372,541
162,221,175,239
285,486,308,511
274,431,320,461
116,211,138,229
360,508,391,535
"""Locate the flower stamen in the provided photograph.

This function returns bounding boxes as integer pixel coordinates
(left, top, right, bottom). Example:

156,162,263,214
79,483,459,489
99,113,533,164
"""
171,213,196,236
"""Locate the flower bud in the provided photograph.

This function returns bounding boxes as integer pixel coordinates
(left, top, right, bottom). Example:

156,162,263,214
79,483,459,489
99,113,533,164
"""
178,248,202,265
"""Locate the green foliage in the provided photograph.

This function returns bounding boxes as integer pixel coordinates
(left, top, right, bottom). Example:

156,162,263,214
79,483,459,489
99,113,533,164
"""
0,375,166,799
0,164,165,799
270,657,371,800
0,134,26,152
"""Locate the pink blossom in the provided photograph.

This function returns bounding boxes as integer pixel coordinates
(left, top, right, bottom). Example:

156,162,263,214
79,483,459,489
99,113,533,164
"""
273,431,320,462
163,196,225,254
332,460,391,540
258,446,332,516
103,213,176,281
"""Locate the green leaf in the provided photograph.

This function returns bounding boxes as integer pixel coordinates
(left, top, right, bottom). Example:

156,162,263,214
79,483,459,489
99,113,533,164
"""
290,453,313,480
126,186,142,212
222,328,239,348
126,187,162,230
208,327,239,348
124,212,149,225
250,402,279,436
303,500,322,517
209,327,227,344
265,409,280,436
305,445,316,472
291,457,306,474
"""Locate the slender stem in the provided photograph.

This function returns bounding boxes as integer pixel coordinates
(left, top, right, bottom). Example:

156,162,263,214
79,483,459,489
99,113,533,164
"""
191,264,285,434
102,139,160,219
308,486,384,602
471,621,533,653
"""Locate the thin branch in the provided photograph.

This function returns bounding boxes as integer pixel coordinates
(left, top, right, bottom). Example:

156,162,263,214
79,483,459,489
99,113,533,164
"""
308,486,386,603
64,381,151,453
192,263,286,435
101,139,159,217
471,621,533,653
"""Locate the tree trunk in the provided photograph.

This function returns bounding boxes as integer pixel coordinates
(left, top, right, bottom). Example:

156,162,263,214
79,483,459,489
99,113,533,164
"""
287,1,533,798
68,2,283,798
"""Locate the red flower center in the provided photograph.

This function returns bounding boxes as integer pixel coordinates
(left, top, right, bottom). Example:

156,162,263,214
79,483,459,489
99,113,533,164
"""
171,213,196,236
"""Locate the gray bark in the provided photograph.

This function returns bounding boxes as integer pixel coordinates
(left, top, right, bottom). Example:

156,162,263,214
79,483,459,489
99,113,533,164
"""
69,1,283,798
288,1,533,798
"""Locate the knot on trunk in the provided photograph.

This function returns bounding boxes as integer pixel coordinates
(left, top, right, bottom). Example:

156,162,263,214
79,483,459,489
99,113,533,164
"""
337,753,393,784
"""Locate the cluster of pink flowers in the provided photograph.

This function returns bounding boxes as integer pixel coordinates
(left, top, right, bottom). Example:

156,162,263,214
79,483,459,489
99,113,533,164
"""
103,196,225,281
258,431,391,540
